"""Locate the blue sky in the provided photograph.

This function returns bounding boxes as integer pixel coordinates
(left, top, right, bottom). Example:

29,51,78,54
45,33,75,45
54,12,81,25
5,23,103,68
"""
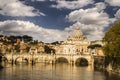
0,0,120,42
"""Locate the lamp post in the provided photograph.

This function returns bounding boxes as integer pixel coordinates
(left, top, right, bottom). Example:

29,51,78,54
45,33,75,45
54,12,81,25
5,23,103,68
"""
31,53,34,65
11,52,14,65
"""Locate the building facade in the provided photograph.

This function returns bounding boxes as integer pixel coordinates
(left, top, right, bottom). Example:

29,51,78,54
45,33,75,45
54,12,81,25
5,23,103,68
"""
56,26,91,55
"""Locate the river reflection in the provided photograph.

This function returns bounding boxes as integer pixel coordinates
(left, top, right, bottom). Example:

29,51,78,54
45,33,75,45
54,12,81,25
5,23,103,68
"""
0,63,120,80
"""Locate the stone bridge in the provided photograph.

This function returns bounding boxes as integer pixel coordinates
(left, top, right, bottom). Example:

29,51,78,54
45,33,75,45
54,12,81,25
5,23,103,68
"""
2,53,94,66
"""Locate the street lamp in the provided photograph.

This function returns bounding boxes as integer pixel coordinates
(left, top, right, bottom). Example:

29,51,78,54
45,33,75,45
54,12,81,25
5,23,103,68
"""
11,52,14,65
31,52,34,65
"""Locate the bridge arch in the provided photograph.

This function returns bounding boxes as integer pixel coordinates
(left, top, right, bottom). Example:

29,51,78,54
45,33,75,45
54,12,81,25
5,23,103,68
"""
15,57,28,64
55,57,69,63
75,57,88,66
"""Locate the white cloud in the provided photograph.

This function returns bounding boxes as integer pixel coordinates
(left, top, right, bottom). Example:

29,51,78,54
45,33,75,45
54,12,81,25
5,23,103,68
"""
105,0,120,6
0,0,45,16
115,9,120,20
95,2,106,11
105,0,120,21
0,20,68,42
51,0,94,9
66,2,116,41
66,9,109,25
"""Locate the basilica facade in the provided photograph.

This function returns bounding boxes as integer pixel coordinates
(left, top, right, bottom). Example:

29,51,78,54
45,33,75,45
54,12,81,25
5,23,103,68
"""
56,26,91,55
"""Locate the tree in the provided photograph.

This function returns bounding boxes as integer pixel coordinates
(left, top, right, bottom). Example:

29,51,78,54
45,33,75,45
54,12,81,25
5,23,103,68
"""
22,35,33,42
51,41,60,45
44,45,55,54
8,36,16,43
103,22,120,68
87,44,102,49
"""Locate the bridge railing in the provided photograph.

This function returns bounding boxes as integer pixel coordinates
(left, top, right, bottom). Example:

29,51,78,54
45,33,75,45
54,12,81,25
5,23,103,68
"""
4,52,93,58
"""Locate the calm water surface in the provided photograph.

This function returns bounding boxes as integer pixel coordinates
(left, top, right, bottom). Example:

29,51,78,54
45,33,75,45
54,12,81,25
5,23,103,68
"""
0,63,120,80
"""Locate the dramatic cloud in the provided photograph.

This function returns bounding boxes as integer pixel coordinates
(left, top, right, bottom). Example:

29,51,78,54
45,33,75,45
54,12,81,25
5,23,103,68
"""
66,2,116,41
0,20,68,42
51,0,94,9
105,0,120,20
95,2,106,11
0,0,45,16
115,9,120,20
105,0,120,6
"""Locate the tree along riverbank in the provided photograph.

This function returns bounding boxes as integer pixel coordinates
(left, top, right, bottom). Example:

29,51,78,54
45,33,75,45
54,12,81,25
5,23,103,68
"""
94,56,120,74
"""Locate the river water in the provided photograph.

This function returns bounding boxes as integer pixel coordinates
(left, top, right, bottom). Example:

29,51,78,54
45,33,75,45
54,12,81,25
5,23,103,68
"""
0,63,120,80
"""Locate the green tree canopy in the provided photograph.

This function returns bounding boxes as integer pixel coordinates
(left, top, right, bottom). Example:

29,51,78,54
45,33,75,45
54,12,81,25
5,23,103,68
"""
22,35,33,42
87,44,102,49
51,41,60,45
103,22,120,66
